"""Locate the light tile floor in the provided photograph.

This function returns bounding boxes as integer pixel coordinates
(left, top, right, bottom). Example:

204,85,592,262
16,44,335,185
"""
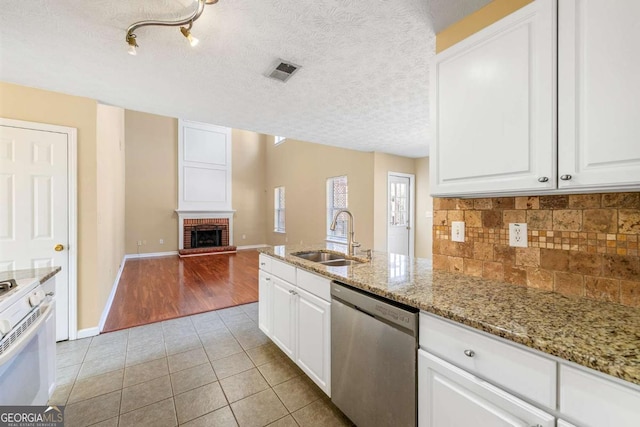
51,303,353,427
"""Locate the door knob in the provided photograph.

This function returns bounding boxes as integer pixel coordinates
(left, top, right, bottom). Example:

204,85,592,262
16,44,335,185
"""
54,244,64,252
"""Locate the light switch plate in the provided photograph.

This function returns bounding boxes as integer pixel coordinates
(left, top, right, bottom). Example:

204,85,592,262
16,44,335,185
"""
451,221,465,242
509,223,528,247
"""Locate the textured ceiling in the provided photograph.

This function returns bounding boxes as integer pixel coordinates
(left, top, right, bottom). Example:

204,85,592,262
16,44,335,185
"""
0,0,490,158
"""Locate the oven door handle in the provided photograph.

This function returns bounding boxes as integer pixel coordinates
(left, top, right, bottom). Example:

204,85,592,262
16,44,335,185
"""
0,303,53,367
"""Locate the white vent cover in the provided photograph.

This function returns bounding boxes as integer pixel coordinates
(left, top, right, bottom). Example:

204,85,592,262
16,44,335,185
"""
267,60,301,82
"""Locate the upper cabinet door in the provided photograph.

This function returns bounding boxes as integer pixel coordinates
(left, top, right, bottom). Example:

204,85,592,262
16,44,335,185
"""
430,0,557,197
558,0,640,190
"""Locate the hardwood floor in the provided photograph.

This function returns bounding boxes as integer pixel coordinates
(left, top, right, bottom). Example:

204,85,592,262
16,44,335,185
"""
103,250,260,332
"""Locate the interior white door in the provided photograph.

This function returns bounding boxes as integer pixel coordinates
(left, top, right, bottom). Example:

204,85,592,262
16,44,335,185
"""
0,125,69,341
388,174,411,256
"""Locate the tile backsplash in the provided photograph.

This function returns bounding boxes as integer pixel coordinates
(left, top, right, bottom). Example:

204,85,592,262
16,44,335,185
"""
433,193,640,307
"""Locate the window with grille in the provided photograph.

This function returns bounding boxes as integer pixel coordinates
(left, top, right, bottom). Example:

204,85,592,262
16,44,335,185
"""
274,186,285,232
326,176,348,242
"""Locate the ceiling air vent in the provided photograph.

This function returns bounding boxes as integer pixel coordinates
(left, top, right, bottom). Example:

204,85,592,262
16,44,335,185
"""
267,60,301,83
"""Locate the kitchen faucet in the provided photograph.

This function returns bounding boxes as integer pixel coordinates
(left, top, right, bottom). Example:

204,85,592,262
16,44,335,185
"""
330,209,360,257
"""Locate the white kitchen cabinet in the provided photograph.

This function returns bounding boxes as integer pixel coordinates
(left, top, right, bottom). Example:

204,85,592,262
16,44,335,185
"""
270,276,296,359
258,270,273,337
557,0,640,190
557,420,577,427
296,287,331,395
430,0,557,196
559,364,640,427
257,255,332,395
418,350,555,427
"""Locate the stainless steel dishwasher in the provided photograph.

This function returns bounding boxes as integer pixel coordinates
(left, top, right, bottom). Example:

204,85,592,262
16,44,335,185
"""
331,281,419,427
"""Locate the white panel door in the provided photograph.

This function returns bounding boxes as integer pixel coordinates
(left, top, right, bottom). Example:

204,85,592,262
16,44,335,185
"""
388,174,411,256
0,125,69,341
558,0,640,190
270,277,295,359
430,0,557,196
296,287,331,396
418,350,555,427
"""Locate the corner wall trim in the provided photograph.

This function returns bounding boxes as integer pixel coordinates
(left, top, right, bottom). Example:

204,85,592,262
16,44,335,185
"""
236,244,269,250
77,327,100,339
124,251,179,260
98,255,127,333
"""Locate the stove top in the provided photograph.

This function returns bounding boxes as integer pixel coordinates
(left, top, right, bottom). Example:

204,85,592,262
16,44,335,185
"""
0,279,18,297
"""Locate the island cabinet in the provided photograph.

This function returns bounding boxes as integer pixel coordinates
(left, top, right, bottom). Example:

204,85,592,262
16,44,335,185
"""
258,254,331,396
430,0,640,197
418,313,640,427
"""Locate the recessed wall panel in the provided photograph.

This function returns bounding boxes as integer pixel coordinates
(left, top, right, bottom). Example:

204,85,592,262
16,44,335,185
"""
0,174,14,240
184,127,227,165
32,175,53,239
184,167,227,202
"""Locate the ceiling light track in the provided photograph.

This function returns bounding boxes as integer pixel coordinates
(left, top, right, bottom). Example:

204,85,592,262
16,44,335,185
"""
126,0,219,55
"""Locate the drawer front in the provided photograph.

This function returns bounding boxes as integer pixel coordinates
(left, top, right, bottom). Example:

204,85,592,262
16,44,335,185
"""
259,254,272,273
271,258,297,284
296,268,331,302
560,364,640,427
420,313,557,409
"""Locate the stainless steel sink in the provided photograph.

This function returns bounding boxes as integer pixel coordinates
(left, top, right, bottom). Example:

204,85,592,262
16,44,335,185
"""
291,251,366,267
292,251,345,262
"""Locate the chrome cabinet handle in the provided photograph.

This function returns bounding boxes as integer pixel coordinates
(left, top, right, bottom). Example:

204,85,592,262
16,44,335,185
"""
538,177,549,183
560,174,572,181
265,277,270,281
46,292,54,297
260,262,266,266
289,289,298,295
464,349,475,358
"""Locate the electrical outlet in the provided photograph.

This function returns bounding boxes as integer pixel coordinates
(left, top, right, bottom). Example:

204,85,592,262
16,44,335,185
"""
509,223,528,247
451,221,465,242
159,239,164,244
242,234,246,240
137,240,142,246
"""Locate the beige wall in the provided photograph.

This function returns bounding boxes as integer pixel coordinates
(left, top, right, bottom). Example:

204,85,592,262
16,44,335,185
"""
96,104,126,318
232,129,269,246
265,138,375,249
436,0,533,53
124,111,179,254
415,157,432,259
124,112,269,253
0,82,102,329
372,152,417,252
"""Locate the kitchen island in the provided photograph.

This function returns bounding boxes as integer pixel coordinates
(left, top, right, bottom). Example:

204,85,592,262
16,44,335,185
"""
259,244,639,387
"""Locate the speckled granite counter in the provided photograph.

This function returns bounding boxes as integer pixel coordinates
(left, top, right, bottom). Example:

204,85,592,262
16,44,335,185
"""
0,266,61,284
259,244,640,387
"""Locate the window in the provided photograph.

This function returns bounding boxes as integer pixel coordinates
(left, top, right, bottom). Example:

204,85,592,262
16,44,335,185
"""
274,187,285,232
274,136,286,145
326,176,348,242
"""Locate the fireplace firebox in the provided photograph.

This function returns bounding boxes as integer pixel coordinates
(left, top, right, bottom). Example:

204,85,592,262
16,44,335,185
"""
191,226,223,248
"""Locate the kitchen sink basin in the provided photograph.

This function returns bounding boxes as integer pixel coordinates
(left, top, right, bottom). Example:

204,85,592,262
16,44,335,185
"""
291,251,366,267
292,251,345,263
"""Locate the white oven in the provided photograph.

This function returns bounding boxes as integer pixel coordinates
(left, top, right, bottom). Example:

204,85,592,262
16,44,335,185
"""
0,277,56,405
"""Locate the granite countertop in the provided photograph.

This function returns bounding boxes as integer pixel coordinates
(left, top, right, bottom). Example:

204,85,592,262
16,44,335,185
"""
0,266,61,284
259,244,640,386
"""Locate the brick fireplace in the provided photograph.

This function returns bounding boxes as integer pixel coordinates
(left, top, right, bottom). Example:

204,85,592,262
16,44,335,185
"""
177,211,236,256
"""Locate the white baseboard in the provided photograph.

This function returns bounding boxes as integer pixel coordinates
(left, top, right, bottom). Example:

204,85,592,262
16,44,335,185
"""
236,244,269,250
77,327,100,339
125,251,178,260
99,255,127,333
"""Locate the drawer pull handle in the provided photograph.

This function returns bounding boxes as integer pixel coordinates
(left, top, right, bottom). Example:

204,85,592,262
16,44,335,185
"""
464,349,475,358
537,176,549,183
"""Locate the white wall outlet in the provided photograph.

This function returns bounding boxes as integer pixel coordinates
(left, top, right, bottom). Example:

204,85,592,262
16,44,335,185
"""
451,221,465,242
242,234,246,240
137,240,142,246
509,223,528,247
159,239,164,244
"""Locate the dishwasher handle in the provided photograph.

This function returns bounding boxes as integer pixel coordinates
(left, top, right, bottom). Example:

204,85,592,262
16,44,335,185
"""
331,282,418,336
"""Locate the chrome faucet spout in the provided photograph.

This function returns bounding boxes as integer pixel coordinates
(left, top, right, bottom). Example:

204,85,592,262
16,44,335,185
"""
330,209,360,257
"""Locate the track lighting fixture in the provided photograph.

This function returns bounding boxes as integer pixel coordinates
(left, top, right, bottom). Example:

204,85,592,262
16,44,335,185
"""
125,0,219,54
